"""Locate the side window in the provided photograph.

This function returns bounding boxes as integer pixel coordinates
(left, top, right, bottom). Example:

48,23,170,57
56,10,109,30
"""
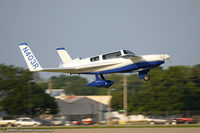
90,56,99,62
102,51,121,60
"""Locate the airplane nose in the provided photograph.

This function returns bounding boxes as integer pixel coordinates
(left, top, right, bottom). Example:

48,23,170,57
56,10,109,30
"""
161,54,170,60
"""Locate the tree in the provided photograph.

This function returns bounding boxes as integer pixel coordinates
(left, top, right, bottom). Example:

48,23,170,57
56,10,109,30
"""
0,64,58,116
131,66,200,115
189,64,200,88
48,65,200,114
50,74,98,95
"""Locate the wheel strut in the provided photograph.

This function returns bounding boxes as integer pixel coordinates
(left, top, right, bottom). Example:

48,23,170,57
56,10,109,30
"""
95,74,99,80
100,74,105,80
95,74,106,80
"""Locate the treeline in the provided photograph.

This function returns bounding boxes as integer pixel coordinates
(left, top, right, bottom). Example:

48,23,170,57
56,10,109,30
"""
0,64,58,117
128,65,200,115
45,64,200,115
0,63,200,116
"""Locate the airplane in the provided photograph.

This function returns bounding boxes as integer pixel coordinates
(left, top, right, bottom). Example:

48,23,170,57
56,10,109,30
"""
18,43,170,88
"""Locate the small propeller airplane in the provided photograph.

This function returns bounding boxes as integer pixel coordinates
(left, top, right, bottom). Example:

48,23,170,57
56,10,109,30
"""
18,43,170,88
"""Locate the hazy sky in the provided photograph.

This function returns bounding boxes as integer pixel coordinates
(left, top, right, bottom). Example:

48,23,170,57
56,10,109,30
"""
0,0,200,80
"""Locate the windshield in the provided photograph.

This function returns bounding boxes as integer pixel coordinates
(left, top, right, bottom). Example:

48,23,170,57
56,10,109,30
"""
102,51,121,60
123,50,135,56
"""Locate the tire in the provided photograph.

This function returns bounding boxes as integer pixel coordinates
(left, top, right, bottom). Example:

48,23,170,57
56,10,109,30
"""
172,121,176,125
165,122,169,125
33,124,38,127
143,75,150,81
7,123,12,127
17,124,22,127
149,121,155,125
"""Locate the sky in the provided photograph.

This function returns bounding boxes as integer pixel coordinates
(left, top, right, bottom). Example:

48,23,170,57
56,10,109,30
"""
0,0,200,80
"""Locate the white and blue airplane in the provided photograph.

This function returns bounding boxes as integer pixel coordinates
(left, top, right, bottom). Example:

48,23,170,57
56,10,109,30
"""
18,43,170,87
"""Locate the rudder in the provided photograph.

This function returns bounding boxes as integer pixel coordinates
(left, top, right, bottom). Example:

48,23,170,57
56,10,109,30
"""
18,43,43,71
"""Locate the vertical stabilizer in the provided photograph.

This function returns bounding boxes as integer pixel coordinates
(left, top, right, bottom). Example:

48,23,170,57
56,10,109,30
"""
18,43,43,71
56,48,72,64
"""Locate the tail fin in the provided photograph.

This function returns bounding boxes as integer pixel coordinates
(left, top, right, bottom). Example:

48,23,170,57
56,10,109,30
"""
18,43,43,71
56,48,72,64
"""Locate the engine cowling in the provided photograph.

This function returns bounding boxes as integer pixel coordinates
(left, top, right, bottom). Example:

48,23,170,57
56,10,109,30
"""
87,80,114,88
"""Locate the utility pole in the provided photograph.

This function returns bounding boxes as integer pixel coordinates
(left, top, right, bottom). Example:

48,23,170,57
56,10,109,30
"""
98,100,102,123
106,88,115,125
48,79,52,91
123,75,127,117
107,88,111,125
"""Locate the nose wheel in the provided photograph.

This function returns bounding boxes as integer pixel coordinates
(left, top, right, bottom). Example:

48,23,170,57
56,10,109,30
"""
143,75,150,81
139,70,150,81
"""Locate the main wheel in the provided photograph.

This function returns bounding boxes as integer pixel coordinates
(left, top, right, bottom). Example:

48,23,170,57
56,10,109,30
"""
149,121,155,125
7,123,12,127
165,121,170,125
33,124,38,127
143,75,150,81
17,124,22,127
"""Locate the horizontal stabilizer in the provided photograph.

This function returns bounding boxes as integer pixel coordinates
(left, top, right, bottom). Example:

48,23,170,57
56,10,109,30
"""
56,47,72,64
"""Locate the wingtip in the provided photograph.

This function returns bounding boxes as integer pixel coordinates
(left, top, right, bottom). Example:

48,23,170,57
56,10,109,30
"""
18,43,28,46
56,47,66,50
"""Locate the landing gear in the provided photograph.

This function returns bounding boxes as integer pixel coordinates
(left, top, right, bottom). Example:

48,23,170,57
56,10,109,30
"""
143,74,150,81
87,74,114,88
139,70,150,81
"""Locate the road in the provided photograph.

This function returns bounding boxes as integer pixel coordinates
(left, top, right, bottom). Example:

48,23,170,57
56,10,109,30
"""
1,127,200,133
52,128,200,133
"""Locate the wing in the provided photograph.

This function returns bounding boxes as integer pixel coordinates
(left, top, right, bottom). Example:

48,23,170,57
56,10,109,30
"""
40,67,76,73
41,62,120,73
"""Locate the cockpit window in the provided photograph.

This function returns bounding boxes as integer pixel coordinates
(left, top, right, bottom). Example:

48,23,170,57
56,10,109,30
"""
90,56,99,62
123,50,135,56
102,51,121,60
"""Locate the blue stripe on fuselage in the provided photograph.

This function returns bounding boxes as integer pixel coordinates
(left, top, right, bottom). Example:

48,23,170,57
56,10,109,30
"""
83,60,164,74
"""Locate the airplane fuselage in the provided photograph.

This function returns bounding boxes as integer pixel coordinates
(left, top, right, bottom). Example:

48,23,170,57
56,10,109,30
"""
18,43,170,88
59,50,168,75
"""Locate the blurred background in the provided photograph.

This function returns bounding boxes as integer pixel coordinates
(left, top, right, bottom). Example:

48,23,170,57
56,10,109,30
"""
0,0,200,127
0,65,200,126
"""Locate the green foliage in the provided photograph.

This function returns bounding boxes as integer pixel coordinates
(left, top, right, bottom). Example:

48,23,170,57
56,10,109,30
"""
0,64,58,116
131,65,200,115
95,65,200,114
188,64,200,87
31,86,58,115
1,63,200,116
50,74,99,95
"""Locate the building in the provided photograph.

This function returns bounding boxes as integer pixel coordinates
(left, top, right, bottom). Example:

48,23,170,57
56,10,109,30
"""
45,89,66,100
56,95,111,122
45,85,112,122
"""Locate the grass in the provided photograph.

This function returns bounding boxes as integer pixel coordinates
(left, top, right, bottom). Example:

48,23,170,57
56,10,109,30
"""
1,124,200,130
